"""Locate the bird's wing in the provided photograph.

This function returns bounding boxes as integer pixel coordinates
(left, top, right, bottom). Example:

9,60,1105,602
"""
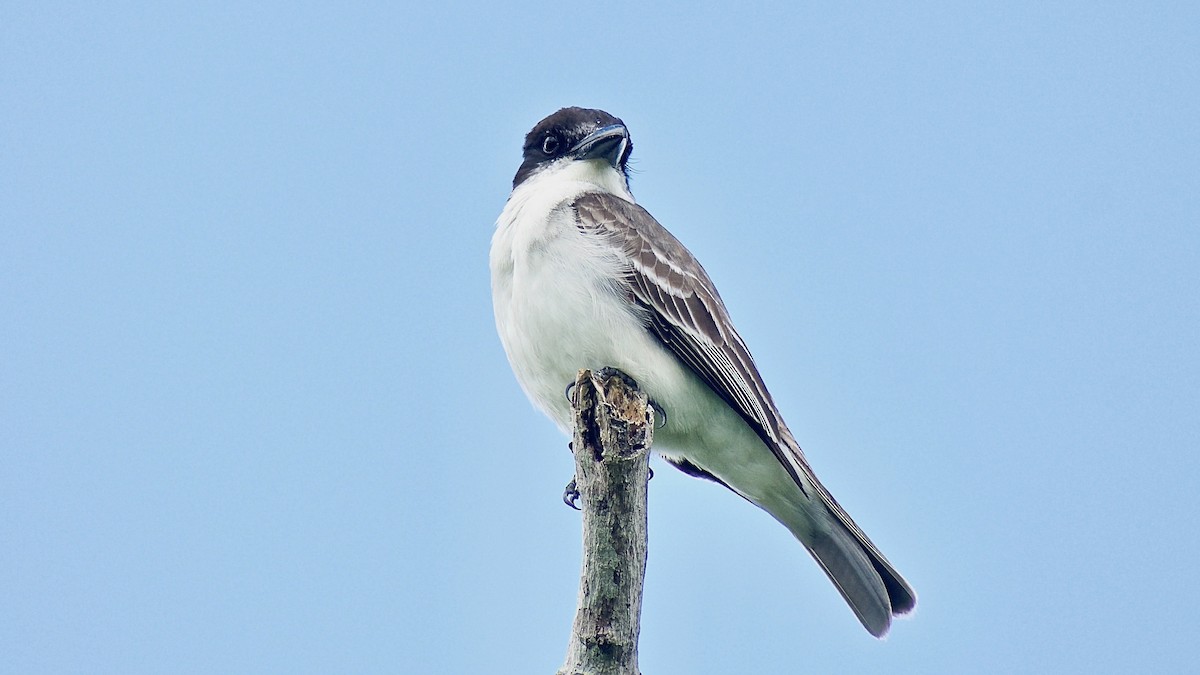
573,192,807,487
571,192,916,627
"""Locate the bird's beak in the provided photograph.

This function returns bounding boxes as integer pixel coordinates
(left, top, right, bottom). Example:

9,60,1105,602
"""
570,124,629,169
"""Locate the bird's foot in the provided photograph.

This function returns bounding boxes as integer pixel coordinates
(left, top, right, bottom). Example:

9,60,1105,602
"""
595,366,638,390
562,477,581,510
591,367,667,429
566,368,639,401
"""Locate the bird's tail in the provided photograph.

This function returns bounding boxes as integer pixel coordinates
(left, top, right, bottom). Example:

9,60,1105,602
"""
783,500,916,638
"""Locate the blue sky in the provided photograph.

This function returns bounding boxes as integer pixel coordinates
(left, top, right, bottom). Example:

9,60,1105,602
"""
3,2,1198,673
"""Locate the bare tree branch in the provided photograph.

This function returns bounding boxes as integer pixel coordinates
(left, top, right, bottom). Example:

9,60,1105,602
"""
557,368,653,675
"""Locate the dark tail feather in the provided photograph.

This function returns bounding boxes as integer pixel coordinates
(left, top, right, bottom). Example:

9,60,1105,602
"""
871,545,917,617
804,475,917,633
807,521,896,637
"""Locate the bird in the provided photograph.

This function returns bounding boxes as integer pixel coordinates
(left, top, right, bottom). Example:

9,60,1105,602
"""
489,106,915,637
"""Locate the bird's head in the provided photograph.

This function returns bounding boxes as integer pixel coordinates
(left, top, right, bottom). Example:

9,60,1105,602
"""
513,107,632,191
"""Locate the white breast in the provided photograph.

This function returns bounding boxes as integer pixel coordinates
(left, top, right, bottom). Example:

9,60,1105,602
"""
490,160,643,431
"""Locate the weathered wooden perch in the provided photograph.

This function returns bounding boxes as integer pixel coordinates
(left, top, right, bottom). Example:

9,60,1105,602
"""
557,368,654,675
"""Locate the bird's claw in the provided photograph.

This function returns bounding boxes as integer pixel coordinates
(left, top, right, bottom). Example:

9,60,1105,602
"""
562,478,581,510
648,398,667,429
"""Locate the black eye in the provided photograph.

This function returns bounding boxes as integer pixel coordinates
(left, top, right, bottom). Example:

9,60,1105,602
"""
541,135,560,155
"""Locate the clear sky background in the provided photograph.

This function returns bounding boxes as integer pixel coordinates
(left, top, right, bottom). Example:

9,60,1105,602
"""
3,2,1198,673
